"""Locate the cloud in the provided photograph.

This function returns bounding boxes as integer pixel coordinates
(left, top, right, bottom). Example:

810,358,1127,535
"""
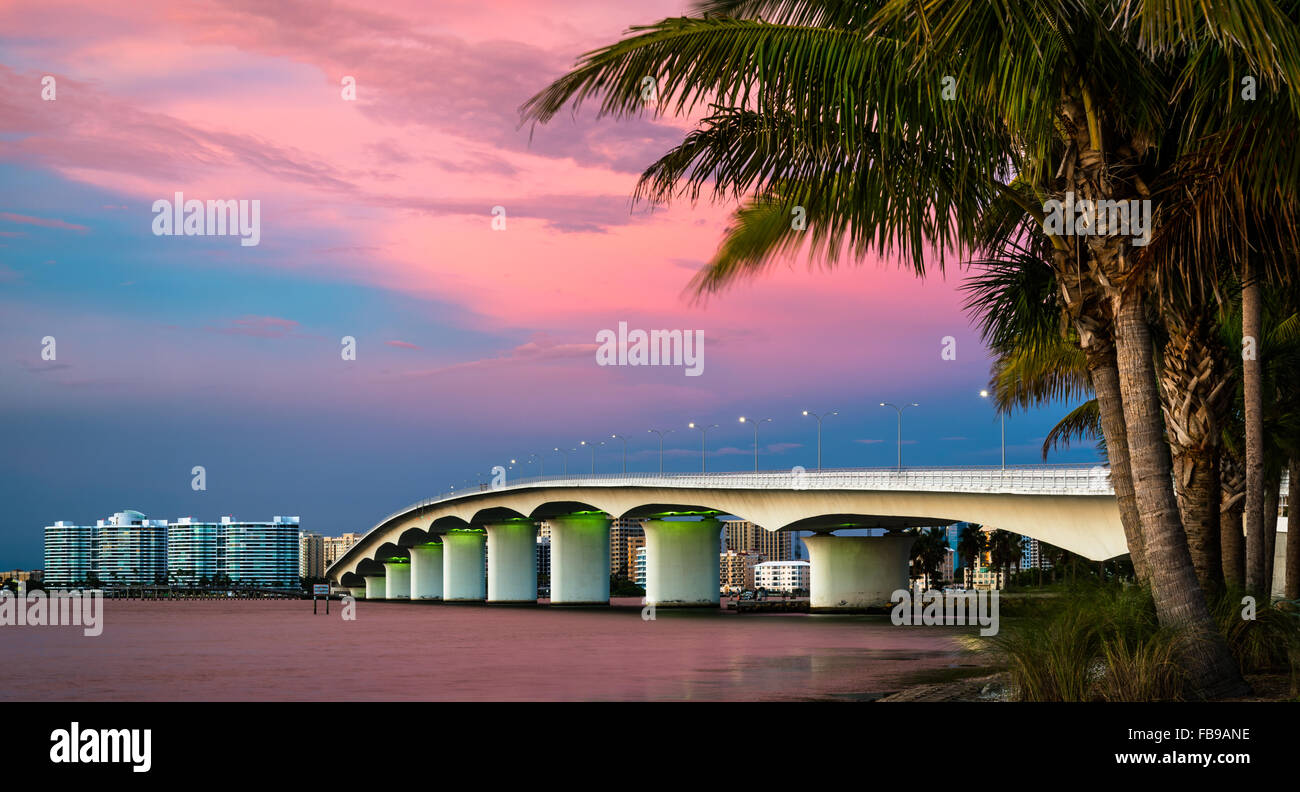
385,340,420,349
0,212,89,232
207,316,300,338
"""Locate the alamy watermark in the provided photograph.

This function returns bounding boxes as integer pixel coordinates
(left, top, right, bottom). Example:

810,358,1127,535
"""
151,192,261,247
595,321,704,376
0,589,103,636
1042,192,1151,247
890,587,1000,636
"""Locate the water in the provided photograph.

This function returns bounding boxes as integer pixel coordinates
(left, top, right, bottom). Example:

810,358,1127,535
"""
0,598,973,701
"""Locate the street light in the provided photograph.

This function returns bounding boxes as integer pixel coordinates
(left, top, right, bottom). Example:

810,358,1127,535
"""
688,422,718,473
610,434,628,474
553,447,574,476
580,439,604,474
802,409,838,471
879,402,918,470
647,428,674,475
738,416,772,472
527,453,542,476
980,390,1006,470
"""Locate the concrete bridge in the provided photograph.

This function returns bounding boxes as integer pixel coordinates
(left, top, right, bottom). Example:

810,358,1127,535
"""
326,465,1126,611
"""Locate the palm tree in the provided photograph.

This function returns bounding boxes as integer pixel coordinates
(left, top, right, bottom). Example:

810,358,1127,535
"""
987,530,1025,585
957,524,986,588
520,0,1300,697
908,527,948,589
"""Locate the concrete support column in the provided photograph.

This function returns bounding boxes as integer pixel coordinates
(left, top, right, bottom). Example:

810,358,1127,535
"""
363,574,386,600
382,561,411,600
549,513,610,605
347,586,366,600
442,529,487,602
804,532,915,612
643,517,722,607
486,521,538,603
409,544,444,600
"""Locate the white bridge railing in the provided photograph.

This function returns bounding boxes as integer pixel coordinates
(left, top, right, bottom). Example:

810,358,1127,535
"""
373,465,1115,528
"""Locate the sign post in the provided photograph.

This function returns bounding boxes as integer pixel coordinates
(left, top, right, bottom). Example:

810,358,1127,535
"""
313,583,330,614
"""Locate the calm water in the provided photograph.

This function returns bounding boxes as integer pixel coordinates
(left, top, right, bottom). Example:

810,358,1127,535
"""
0,598,974,701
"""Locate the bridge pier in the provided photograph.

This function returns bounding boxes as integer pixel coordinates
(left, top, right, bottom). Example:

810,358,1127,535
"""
549,513,610,605
363,574,386,600
382,561,411,600
804,533,914,612
348,586,366,600
442,529,487,602
409,543,444,600
644,517,722,608
486,521,537,603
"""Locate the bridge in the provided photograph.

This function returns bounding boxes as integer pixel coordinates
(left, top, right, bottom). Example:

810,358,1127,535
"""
326,465,1125,611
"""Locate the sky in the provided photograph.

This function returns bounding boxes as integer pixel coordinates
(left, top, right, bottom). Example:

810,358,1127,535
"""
0,0,1101,568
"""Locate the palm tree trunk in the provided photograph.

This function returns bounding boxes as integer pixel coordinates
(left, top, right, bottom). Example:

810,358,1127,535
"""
1220,451,1246,587
1286,457,1299,600
1243,260,1266,594
1175,447,1223,590
1263,472,1281,597
1112,290,1246,697
1088,351,1149,584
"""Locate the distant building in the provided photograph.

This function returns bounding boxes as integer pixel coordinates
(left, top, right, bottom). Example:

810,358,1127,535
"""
0,570,42,583
536,536,551,582
720,550,764,593
634,546,647,590
323,533,362,570
1019,537,1052,571
299,532,325,579
45,511,300,587
610,518,644,579
723,519,793,561
754,560,810,593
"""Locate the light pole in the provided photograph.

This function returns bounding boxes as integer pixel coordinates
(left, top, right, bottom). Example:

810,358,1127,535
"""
610,434,627,474
580,440,603,474
879,402,918,471
802,409,838,471
554,447,574,476
688,422,718,473
980,390,1006,470
528,453,542,476
738,416,772,472
647,428,674,474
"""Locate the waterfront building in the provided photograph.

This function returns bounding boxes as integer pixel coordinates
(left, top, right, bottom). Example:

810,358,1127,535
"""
1019,537,1053,571
0,569,42,583
96,510,169,585
168,518,221,585
43,520,93,586
719,550,764,593
723,519,793,561
300,532,325,579
217,516,300,587
323,532,362,569
754,560,810,593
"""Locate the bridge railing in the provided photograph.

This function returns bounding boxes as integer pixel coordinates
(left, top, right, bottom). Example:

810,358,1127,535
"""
371,465,1115,528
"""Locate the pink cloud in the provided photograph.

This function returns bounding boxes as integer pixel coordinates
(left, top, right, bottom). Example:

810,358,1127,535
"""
0,212,89,232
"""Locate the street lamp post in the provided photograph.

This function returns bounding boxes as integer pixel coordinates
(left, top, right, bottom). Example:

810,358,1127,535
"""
738,416,772,472
527,453,542,476
979,390,1006,470
554,447,574,476
610,434,627,474
647,429,674,474
802,409,838,471
580,440,603,474
879,402,918,471
688,422,718,473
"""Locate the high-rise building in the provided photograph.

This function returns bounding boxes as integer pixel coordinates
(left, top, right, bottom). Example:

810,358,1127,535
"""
44,520,93,586
720,550,764,593
300,532,325,579
44,511,300,588
610,518,644,579
723,519,793,561
168,518,221,585
1019,537,1052,571
323,532,362,569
